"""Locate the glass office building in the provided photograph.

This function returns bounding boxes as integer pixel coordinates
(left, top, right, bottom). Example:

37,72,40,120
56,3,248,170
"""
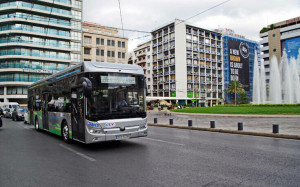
0,0,82,104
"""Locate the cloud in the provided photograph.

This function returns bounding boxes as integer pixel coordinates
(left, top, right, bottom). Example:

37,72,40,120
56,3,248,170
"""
83,0,300,48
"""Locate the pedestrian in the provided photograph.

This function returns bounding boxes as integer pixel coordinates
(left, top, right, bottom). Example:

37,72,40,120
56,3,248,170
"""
158,104,161,111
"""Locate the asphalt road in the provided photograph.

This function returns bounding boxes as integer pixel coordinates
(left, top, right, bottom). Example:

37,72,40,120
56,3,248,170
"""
0,118,300,187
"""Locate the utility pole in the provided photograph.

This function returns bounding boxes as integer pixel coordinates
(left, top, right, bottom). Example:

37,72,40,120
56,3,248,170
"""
235,79,236,105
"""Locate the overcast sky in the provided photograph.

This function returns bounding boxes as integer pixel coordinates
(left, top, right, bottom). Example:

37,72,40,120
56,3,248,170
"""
83,0,300,51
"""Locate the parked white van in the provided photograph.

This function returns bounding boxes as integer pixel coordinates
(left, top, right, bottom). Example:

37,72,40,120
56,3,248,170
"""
0,102,20,109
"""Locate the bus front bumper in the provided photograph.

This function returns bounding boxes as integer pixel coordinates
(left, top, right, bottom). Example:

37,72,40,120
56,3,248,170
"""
85,126,148,144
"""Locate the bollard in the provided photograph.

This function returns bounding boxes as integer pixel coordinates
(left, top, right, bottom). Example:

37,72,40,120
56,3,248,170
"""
154,118,157,124
188,120,192,127
273,124,279,134
210,121,215,128
169,118,173,125
238,122,243,131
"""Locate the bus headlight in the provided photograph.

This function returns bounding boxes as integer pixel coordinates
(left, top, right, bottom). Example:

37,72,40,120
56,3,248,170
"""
140,124,147,130
89,129,103,134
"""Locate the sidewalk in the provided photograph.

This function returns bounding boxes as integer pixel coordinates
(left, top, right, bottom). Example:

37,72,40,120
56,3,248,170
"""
147,110,300,139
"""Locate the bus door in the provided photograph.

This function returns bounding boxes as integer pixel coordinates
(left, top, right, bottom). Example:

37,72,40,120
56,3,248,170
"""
71,89,85,141
42,93,49,130
28,96,34,125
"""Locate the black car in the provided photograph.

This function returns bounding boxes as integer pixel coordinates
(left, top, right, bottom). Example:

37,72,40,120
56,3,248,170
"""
12,108,27,121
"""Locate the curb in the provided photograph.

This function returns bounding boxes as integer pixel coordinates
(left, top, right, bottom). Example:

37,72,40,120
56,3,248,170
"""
159,112,300,118
148,123,300,140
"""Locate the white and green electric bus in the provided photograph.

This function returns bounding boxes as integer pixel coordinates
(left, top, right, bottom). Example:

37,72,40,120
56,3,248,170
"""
28,61,148,144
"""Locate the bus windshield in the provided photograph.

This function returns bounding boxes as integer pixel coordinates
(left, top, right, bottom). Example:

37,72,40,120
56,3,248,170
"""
86,72,146,121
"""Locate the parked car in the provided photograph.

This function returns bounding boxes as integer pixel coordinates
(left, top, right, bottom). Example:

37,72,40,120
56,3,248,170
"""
12,108,27,121
3,108,13,118
24,110,29,124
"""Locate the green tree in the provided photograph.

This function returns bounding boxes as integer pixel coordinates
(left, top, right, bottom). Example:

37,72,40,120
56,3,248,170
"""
226,80,245,105
237,92,249,104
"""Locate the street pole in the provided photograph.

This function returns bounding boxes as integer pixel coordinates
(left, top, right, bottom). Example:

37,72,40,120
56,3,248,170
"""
235,79,236,105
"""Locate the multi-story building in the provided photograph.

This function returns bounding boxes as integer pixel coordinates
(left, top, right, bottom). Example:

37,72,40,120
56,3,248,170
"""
260,16,300,83
150,19,223,107
0,0,82,104
82,22,128,63
128,41,153,96
218,28,260,103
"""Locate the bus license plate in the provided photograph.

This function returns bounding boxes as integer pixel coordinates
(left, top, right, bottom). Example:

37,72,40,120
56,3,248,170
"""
116,134,130,140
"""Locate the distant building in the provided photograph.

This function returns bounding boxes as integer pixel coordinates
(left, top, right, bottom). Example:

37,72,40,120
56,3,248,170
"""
217,28,260,103
128,41,153,96
82,22,128,63
0,0,82,104
150,19,224,106
260,16,300,83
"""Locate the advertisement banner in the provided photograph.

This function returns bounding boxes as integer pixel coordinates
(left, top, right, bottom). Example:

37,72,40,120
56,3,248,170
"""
228,40,250,91
285,37,300,59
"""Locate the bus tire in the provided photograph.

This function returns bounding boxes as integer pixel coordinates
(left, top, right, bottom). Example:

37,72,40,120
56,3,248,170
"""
35,117,40,131
62,120,70,143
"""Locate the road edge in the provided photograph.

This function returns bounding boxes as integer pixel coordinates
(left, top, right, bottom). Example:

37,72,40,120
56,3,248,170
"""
148,123,300,140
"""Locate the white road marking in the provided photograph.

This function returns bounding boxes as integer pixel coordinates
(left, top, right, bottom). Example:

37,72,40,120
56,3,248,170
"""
142,137,185,146
16,123,32,130
59,144,96,162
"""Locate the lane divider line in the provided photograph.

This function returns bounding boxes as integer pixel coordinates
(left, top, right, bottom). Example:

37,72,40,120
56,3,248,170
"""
59,144,96,162
142,137,185,146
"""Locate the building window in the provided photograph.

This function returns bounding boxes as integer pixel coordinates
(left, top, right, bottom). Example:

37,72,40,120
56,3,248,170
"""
96,38,100,45
96,49,100,56
107,39,111,46
84,48,91,55
122,52,125,59
111,40,115,46
118,41,121,47
84,36,91,44
122,41,125,48
107,51,115,57
101,38,104,45
118,52,121,58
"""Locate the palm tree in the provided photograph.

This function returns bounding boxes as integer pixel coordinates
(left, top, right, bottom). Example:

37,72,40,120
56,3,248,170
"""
226,80,245,105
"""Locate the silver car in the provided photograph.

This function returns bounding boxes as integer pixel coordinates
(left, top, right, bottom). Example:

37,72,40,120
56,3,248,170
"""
3,108,13,118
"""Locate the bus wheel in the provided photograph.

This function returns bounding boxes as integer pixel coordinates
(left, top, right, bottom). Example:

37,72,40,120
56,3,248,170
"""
62,121,70,143
35,117,40,131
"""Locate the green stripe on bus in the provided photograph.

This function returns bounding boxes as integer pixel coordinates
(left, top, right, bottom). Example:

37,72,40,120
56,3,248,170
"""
49,128,61,136
69,130,72,139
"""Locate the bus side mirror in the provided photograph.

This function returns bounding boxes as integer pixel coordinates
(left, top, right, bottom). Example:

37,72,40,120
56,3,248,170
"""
79,77,92,97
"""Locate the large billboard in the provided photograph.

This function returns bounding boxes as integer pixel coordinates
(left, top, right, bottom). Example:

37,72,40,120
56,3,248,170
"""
228,39,250,91
284,37,300,59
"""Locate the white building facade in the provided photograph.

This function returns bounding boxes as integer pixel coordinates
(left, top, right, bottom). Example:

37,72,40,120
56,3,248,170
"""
260,16,300,83
150,20,224,106
128,41,153,96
